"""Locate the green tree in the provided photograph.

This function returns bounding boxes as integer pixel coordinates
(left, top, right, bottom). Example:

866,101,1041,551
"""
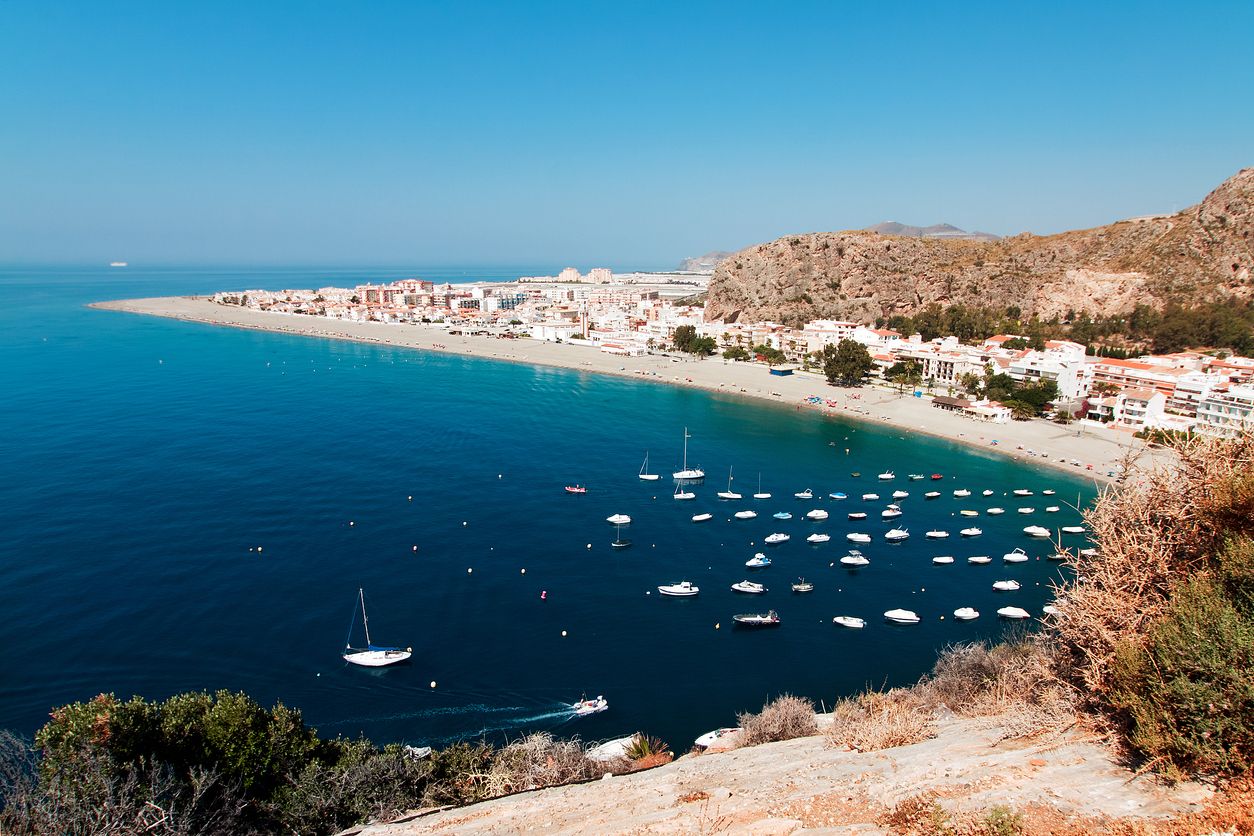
752,344,787,365
723,345,750,361
1004,399,1038,420
823,340,873,386
885,360,923,393
689,335,717,356
671,325,697,353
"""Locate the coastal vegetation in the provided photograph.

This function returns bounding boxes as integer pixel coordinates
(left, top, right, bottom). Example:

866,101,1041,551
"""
0,691,656,835
878,300,1254,356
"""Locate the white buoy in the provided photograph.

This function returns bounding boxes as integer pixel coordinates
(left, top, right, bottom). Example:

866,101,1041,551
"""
520,568,526,574
463,521,468,526
412,545,418,552
408,496,412,501
498,474,502,479
430,681,437,688
257,546,263,553
715,623,720,630
561,630,567,637
316,672,320,676
349,521,355,526
248,547,254,552
586,543,591,549
467,568,473,574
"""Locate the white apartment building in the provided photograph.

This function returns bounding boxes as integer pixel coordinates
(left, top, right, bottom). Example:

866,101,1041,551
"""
1195,385,1254,438
557,267,582,283
1113,389,1167,430
1007,344,1092,401
585,268,613,284
800,319,858,353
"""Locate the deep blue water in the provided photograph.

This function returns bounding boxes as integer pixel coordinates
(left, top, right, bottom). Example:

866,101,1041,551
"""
0,266,1096,751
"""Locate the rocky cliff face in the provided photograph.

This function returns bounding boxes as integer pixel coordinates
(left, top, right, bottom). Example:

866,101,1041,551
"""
706,169,1254,325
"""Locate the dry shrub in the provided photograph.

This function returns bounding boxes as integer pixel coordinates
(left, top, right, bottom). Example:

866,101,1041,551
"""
827,688,935,752
878,791,949,834
1055,433,1254,697
736,694,819,746
920,637,1076,738
480,733,596,798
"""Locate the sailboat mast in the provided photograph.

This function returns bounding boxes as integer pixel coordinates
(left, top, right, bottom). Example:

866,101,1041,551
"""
359,588,372,646
682,428,689,470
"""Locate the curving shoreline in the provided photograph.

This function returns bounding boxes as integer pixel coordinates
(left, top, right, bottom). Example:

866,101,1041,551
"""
91,296,1165,483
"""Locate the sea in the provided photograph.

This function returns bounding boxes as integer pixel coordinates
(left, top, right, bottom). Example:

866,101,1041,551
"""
0,265,1097,751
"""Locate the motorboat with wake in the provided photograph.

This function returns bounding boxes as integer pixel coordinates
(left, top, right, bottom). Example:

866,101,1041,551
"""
572,695,608,716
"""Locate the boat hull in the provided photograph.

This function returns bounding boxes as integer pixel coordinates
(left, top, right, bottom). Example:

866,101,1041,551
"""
344,649,412,667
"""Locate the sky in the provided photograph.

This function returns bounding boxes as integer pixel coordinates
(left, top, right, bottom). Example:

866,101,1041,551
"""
1,1,1251,269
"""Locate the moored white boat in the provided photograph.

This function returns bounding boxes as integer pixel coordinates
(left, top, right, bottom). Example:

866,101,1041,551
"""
1041,603,1061,616
1013,489,1033,497
794,488,814,499
925,529,949,539
881,508,902,519
997,606,1031,620
638,451,660,481
908,473,925,480
932,555,954,564
673,485,695,500
884,608,920,624
960,527,982,537
764,532,790,544
342,588,412,668
993,579,1021,591
959,509,979,517
791,578,814,592
840,550,869,566
658,581,699,596
884,527,909,542
734,510,757,519
1023,525,1051,537
1045,505,1060,512
692,513,713,522
752,473,771,500
694,727,740,749
986,507,1005,515
924,491,941,499
829,491,847,500
848,511,867,520
1018,507,1035,514
878,471,895,480
862,492,880,501
606,513,631,525
968,554,992,564
846,532,871,543
1061,525,1086,534
1048,550,1068,561
953,489,971,497
671,427,704,480
806,532,831,544
953,606,980,620
717,467,742,500
745,553,771,568
982,489,995,496
732,610,780,627
833,615,865,628
731,580,766,594
1043,489,1056,495
1003,547,1029,563
805,508,829,520
892,490,909,499
773,511,792,520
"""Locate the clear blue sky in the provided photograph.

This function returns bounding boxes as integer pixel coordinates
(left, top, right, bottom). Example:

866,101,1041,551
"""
2,1,1251,268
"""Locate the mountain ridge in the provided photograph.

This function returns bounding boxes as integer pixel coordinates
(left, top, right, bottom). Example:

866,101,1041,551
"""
706,169,1254,326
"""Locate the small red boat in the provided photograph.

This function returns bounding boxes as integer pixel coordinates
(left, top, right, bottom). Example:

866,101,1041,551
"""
564,485,587,494
930,473,943,480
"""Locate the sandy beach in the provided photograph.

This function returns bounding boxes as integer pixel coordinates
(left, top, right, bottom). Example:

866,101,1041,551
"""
92,296,1166,483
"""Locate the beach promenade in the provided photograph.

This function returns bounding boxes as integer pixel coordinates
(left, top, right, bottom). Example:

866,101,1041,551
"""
94,296,1165,483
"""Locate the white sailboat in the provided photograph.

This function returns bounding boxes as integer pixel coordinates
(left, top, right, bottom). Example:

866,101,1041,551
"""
717,466,742,500
638,451,660,481
753,473,771,500
672,427,705,480
343,589,412,667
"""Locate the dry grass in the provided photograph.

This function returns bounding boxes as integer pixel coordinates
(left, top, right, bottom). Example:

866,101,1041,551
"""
1053,433,1254,699
827,688,936,752
480,733,597,797
736,694,819,747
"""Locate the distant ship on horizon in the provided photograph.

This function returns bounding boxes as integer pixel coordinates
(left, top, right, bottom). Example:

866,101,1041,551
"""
109,261,128,268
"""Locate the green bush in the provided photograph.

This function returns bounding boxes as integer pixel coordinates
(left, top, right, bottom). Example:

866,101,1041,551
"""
1108,537,1254,778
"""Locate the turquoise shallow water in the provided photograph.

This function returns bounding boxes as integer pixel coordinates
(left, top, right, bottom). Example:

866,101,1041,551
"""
0,266,1096,750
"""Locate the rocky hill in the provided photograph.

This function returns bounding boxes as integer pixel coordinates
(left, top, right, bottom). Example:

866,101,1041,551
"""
865,221,1000,242
706,169,1253,325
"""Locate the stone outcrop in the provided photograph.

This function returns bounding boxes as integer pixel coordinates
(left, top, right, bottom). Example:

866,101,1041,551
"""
706,169,1254,325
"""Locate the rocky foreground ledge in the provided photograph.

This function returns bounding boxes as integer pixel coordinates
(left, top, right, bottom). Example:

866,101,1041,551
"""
342,713,1210,835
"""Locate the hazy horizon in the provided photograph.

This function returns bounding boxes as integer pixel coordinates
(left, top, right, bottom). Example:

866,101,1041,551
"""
2,1,1250,266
